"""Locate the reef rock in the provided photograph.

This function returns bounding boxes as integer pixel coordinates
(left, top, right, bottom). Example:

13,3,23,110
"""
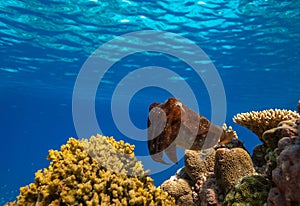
267,187,286,206
223,175,272,206
193,174,221,206
214,147,255,194
270,142,300,205
262,120,299,150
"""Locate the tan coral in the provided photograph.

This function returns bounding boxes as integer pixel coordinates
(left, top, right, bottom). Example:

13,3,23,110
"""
184,148,216,182
214,147,255,194
7,135,176,205
233,109,300,140
222,123,238,139
161,178,195,206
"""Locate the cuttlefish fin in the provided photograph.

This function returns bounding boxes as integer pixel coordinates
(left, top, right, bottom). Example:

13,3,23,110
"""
165,144,178,164
150,152,169,165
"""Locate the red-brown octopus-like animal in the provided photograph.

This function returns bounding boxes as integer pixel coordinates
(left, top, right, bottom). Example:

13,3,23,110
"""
148,97,234,164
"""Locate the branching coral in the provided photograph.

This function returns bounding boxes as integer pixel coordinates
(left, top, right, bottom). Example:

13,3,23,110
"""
233,109,299,140
81,135,145,177
7,135,176,205
222,123,238,140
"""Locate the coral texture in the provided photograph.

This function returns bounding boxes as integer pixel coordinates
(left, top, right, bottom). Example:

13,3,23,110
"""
161,178,195,206
233,109,299,140
270,138,300,205
262,120,299,150
194,174,221,206
184,148,215,182
81,135,145,177
162,101,300,206
214,147,255,194
223,175,272,206
267,187,286,206
8,135,176,205
264,119,299,178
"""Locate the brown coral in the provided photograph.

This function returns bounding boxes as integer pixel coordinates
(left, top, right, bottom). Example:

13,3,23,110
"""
262,120,299,150
184,148,215,182
214,147,255,194
271,144,300,205
233,109,300,140
161,178,195,206
194,174,221,206
267,187,286,206
8,135,176,205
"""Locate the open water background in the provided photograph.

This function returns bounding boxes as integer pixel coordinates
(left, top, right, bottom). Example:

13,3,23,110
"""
1,0,300,203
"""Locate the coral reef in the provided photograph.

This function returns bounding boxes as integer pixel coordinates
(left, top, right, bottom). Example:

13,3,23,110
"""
214,147,255,194
161,100,300,206
252,144,268,169
7,99,300,206
233,109,299,140
268,131,300,206
223,175,272,206
263,119,299,178
194,174,221,206
184,148,215,182
7,135,176,205
262,120,299,150
161,178,195,206
81,135,145,177
267,187,286,206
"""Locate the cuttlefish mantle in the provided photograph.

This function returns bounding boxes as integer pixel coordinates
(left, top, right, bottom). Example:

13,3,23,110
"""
147,97,234,164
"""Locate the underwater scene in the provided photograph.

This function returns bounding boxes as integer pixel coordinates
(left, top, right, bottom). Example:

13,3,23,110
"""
1,0,300,205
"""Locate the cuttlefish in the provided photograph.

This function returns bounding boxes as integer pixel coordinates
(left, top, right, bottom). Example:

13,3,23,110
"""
148,97,234,164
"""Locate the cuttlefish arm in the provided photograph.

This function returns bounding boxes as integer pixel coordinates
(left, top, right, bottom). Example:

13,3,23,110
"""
147,98,234,164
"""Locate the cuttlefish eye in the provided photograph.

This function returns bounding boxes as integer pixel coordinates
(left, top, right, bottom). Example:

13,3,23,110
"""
151,142,156,150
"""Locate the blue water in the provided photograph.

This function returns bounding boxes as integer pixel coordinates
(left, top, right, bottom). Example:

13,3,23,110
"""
1,0,300,204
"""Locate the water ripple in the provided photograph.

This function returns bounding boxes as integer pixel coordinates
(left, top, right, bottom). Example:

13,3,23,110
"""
0,0,299,87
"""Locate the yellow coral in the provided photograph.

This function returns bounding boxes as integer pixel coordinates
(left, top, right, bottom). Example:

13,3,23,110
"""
8,135,176,205
81,134,144,177
233,109,299,140
222,123,238,139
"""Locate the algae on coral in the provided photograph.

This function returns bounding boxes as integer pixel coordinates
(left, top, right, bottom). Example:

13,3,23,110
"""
223,175,272,206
